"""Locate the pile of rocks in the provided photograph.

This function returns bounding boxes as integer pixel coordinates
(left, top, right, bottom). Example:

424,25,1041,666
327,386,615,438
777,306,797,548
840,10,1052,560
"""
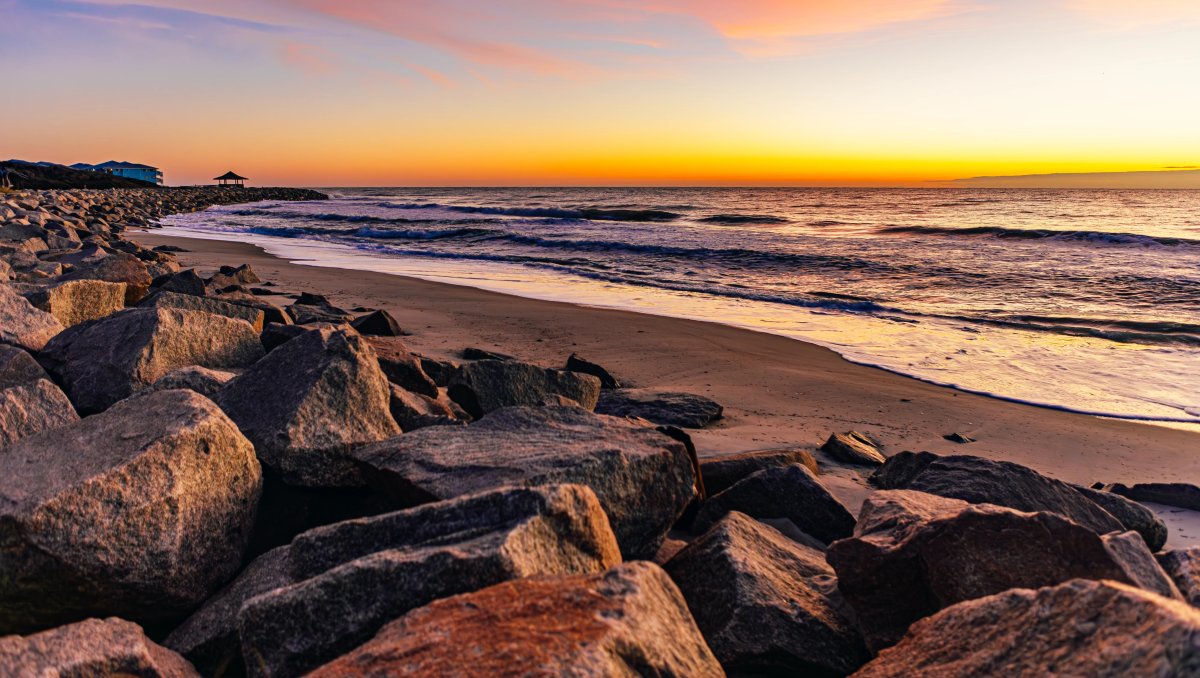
1,188,1198,676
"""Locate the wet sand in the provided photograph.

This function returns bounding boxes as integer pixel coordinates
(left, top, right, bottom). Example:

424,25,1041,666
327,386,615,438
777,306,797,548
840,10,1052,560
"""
132,230,1200,547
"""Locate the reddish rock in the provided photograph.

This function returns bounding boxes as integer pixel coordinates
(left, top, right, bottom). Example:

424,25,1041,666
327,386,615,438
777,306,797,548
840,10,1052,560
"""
0,617,199,677
0,284,63,351
367,336,438,397
1159,547,1200,607
821,431,886,466
60,251,151,303
853,580,1200,677
0,379,78,449
307,562,723,678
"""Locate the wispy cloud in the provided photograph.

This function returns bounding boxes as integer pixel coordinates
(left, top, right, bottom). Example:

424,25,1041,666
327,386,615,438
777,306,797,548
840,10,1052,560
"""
1067,0,1200,29
56,10,172,31
280,41,337,76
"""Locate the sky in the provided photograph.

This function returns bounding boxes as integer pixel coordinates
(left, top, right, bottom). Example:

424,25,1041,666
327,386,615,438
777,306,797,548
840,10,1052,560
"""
4,0,1200,187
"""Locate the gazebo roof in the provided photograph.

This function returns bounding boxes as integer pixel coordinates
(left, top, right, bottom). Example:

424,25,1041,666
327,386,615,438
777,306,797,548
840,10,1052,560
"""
214,171,247,180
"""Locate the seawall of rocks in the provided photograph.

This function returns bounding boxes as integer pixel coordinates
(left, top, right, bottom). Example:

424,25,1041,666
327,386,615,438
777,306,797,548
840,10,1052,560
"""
0,188,1198,676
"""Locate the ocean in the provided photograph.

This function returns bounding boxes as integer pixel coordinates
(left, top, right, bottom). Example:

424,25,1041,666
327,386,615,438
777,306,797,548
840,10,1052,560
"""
157,187,1200,426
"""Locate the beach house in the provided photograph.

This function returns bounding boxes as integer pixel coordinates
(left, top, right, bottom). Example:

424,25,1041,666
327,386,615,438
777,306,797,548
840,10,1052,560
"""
71,161,163,185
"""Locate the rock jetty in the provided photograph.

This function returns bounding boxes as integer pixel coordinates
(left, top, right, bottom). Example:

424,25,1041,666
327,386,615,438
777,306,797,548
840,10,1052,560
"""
0,186,1193,676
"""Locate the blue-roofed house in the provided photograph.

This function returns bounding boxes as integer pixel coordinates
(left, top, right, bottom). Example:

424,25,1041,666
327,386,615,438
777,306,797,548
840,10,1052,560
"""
72,161,163,185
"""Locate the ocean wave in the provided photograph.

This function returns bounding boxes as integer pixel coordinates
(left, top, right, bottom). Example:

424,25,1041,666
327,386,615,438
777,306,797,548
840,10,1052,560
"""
697,214,790,225
936,313,1200,347
243,224,501,241
376,201,681,222
880,224,1200,247
808,220,850,227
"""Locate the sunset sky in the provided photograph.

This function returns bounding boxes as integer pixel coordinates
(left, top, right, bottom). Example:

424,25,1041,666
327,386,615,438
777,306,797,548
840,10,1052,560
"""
4,0,1200,186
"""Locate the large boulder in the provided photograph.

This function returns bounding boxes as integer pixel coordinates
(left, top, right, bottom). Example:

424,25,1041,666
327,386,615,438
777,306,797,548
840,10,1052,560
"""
1101,482,1200,512
351,406,696,560
388,383,462,431
700,448,819,496
0,284,63,351
0,390,262,633
447,359,601,417
872,452,1131,541
853,579,1200,677
596,388,724,428
821,431,887,466
350,309,404,336
0,379,78,449
693,463,856,545
164,546,292,677
1074,483,1169,553
216,327,400,487
0,617,199,677
307,562,723,678
1159,547,1200,607
39,307,264,414
366,336,438,397
207,264,261,291
826,490,1181,651
665,512,868,675
151,365,237,399
140,290,266,331
239,484,621,677
60,251,151,304
22,279,127,327
0,345,47,389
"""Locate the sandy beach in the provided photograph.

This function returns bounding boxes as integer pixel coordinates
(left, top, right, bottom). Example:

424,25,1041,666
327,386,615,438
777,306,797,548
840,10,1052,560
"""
132,229,1200,547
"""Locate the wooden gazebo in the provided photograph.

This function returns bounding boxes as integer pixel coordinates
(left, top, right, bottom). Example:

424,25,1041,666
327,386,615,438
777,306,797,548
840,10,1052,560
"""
214,171,247,187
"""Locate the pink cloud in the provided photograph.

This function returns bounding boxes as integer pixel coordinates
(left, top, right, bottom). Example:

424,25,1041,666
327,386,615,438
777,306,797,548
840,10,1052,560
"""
280,41,337,75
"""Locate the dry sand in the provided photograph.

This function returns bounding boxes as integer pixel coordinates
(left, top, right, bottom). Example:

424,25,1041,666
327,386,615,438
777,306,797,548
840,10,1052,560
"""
132,231,1200,547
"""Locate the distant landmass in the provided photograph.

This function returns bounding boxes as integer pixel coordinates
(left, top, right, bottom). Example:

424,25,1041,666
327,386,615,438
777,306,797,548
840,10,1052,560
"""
947,168,1200,189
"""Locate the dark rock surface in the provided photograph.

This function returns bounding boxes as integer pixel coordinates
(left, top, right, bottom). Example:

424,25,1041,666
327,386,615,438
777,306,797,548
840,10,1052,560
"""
164,546,292,678
1074,483,1168,552
39,307,264,414
693,463,856,545
1101,482,1200,512
388,383,462,431
821,431,886,466
60,251,152,303
0,389,261,633
853,579,1200,677
217,327,399,487
872,452,1127,539
1158,547,1200,607
565,352,620,389
351,405,696,560
351,309,405,336
595,388,724,428
447,359,601,417
367,336,439,397
665,511,868,676
0,617,200,677
140,290,266,331
700,448,819,496
306,562,723,678
0,345,47,389
827,489,1180,651
150,365,237,399
239,484,621,677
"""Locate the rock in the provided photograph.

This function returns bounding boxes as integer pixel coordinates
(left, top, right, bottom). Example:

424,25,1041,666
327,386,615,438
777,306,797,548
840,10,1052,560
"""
693,463,855,545
287,298,353,325
351,406,696,560
0,389,261,632
0,617,200,677
22,279,127,327
0,379,78,449
350,309,405,336
700,448,820,495
259,321,318,352
239,484,621,677
60,251,151,303
595,388,723,428
140,290,266,331
826,490,1181,651
39,307,264,414
0,345,47,390
0,284,64,351
0,259,10,282
664,512,868,675
1101,482,1200,512
366,336,438,397
852,579,1200,677
1159,547,1200,607
417,354,459,386
565,353,620,389
1075,483,1169,552
389,383,461,431
872,452,1126,539
207,264,261,290
154,269,207,296
306,562,722,678
447,359,601,418
151,365,237,399
164,546,292,677
943,432,975,444
217,327,399,487
1101,530,1182,599
821,431,887,466
462,346,514,361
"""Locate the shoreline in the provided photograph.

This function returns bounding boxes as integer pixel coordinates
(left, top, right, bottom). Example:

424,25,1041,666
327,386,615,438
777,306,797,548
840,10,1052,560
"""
131,227,1200,547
